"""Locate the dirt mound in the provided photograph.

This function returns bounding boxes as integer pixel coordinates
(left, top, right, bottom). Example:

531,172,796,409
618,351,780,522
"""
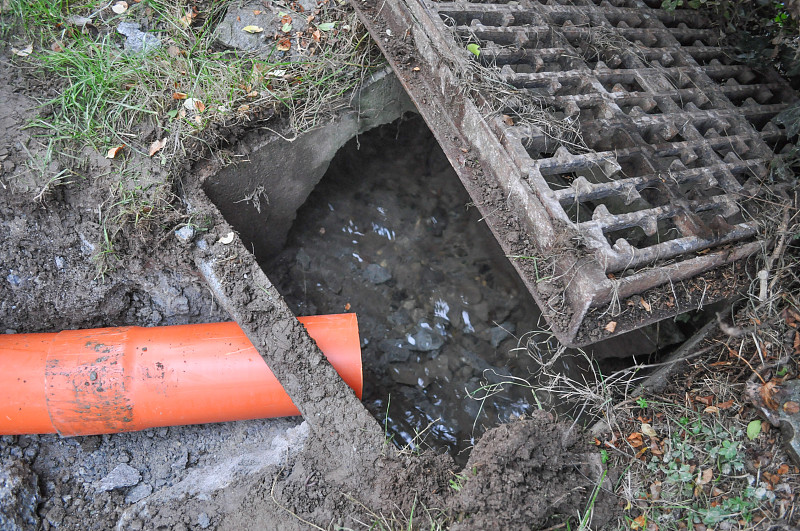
449,411,616,530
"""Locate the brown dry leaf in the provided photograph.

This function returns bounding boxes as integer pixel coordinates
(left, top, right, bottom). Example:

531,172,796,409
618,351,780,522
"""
717,399,735,410
627,432,644,448
641,423,657,437
193,115,202,124
237,104,250,112
777,464,790,475
695,395,714,406
253,9,262,14
246,90,259,98
412,66,420,72
167,45,181,57
306,14,315,22
312,29,321,42
111,1,128,14
794,331,800,354
502,114,514,126
276,38,291,51
761,380,781,410
641,299,652,312
281,14,292,24
783,401,800,414
344,302,351,311
194,100,205,113
631,514,647,530
696,468,713,485
172,92,188,100
148,138,167,157
11,44,33,57
106,145,124,159
605,321,617,333
51,41,64,52
703,406,720,414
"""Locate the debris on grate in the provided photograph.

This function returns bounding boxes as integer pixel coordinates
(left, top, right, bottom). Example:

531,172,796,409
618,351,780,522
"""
352,0,795,346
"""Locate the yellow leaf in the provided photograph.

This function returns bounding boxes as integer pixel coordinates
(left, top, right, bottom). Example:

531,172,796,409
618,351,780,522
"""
148,138,167,157
640,299,651,312
242,25,264,33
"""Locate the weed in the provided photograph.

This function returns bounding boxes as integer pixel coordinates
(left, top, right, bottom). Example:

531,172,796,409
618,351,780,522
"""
448,472,467,492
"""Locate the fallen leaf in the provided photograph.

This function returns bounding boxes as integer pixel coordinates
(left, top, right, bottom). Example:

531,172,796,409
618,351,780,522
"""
631,514,647,530
242,25,264,33
695,395,714,406
794,331,800,354
703,406,719,414
51,41,63,52
276,38,291,51
412,66,420,72
11,44,33,57
172,92,188,100
312,29,321,41
696,468,713,485
317,21,335,31
281,14,292,24
760,381,780,410
237,104,250,112
281,22,292,32
641,299,652,312
219,232,235,244
246,90,259,98
783,401,800,414
649,481,662,500
183,98,205,112
502,114,514,126
641,423,657,437
777,463,790,475
627,432,644,448
604,321,617,333
747,419,761,440
106,145,124,159
466,43,481,57
253,9,262,15
148,138,167,157
717,399,735,409
111,1,128,14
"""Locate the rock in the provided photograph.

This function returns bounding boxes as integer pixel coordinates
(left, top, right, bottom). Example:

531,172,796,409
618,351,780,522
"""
95,464,141,492
364,263,392,284
0,458,40,531
197,512,210,529
406,325,444,352
175,225,196,243
489,322,516,348
54,256,65,270
377,339,411,363
117,22,161,54
124,483,152,505
6,273,22,288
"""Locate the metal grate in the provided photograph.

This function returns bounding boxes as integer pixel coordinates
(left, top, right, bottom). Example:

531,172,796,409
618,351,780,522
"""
352,0,794,346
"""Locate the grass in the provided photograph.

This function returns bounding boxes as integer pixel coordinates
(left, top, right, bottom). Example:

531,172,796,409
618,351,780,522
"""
4,0,383,274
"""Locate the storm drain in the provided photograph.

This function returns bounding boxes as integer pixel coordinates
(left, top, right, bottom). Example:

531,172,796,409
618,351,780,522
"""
352,0,795,346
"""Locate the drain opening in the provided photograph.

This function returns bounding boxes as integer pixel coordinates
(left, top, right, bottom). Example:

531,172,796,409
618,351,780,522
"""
193,114,687,463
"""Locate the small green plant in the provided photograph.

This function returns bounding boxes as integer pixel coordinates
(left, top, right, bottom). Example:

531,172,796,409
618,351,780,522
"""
635,396,648,409
448,473,467,492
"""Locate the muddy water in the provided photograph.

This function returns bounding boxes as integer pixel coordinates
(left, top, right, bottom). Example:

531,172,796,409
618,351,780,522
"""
268,115,554,461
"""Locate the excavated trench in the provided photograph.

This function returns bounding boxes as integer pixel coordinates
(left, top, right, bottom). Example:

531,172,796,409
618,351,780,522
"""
204,109,694,462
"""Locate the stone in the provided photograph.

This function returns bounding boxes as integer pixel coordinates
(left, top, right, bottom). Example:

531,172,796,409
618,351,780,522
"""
364,263,392,284
175,225,196,243
5,274,22,288
197,512,210,529
95,464,141,492
0,458,40,531
117,22,161,54
489,322,516,348
377,339,411,363
124,483,152,505
406,325,444,352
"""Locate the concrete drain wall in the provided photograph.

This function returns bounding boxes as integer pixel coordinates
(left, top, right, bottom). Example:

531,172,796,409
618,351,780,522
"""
203,68,415,261
351,0,796,346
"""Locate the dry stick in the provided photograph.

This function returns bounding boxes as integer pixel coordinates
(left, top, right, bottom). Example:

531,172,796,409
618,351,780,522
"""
270,468,326,531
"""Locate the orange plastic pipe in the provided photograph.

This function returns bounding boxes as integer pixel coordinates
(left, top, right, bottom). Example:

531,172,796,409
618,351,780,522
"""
0,314,361,436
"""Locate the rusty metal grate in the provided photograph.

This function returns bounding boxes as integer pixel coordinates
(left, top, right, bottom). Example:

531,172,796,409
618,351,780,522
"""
352,0,794,346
